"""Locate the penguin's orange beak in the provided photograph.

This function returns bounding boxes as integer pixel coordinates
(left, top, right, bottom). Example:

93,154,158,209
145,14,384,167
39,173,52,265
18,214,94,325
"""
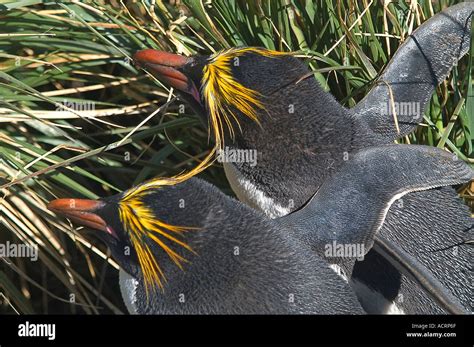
47,199,117,238
133,49,201,103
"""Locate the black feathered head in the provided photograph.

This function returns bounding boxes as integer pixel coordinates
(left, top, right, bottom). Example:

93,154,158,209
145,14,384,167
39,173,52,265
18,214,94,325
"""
133,47,307,149
47,178,201,296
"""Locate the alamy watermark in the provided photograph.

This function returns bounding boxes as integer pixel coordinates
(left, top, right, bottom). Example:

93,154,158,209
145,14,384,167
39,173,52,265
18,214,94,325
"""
324,241,365,261
18,321,55,341
216,146,257,167
381,101,420,119
56,99,95,112
0,241,38,261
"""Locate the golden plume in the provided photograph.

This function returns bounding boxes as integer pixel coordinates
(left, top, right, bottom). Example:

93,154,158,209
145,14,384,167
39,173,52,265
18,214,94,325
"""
117,48,287,294
117,147,215,294
201,47,289,149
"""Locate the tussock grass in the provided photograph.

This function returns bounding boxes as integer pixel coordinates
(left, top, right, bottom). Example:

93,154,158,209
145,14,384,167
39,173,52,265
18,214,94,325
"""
0,0,472,313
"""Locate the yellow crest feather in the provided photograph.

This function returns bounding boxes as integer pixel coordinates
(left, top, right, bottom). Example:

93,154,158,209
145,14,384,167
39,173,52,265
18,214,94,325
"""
118,196,197,294
116,48,288,293
116,149,215,293
202,47,288,149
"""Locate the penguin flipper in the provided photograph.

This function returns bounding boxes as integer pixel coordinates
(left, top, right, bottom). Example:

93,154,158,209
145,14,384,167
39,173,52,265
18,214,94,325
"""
353,3,473,141
277,144,472,313
281,144,473,249
376,187,473,313
372,236,468,314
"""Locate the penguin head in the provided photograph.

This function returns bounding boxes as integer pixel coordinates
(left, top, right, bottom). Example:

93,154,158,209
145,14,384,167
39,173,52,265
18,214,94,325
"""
47,178,205,294
134,47,311,149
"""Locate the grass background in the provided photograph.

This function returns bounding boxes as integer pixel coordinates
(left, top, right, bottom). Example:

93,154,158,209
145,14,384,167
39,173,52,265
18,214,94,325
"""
0,0,472,314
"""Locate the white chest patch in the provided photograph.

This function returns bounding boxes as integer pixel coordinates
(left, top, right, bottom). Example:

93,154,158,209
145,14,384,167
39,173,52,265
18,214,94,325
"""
329,264,349,283
119,269,139,314
223,162,290,219
351,278,405,314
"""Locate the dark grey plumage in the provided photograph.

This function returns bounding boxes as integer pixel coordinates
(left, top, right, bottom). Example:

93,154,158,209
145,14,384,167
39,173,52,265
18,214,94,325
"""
49,144,471,314
277,145,472,311
130,145,470,315
72,179,366,314
128,179,367,314
220,3,474,314
279,145,473,255
133,2,474,314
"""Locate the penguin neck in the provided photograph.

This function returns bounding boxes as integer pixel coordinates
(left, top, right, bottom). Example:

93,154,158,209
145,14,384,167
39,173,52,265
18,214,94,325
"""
276,199,359,278
220,75,357,214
